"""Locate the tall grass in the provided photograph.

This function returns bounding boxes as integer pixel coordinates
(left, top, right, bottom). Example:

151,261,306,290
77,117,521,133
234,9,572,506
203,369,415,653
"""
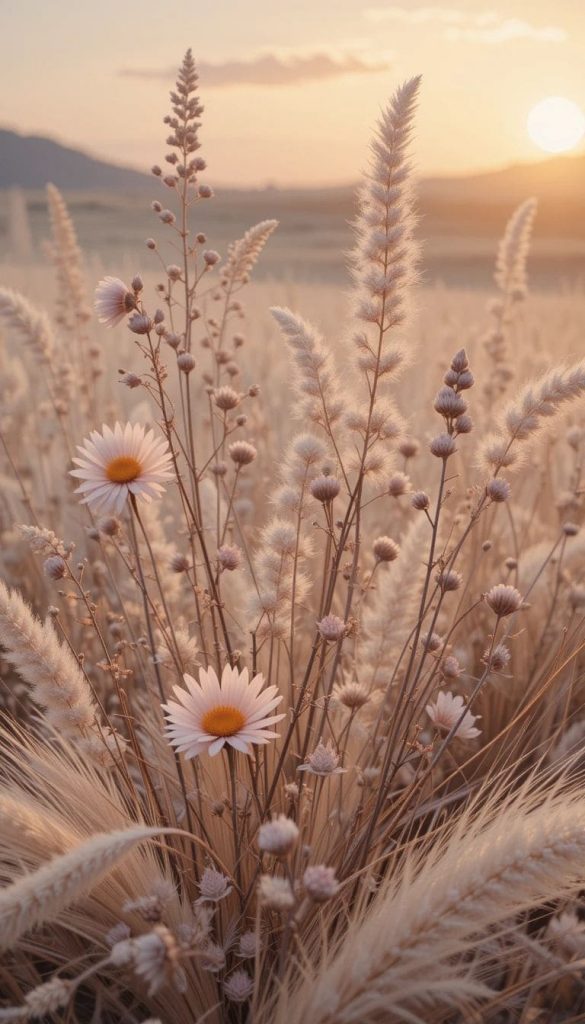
1,49,585,1023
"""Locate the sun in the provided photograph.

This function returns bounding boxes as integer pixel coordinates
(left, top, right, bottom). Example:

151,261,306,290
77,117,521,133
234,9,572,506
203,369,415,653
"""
527,97,585,154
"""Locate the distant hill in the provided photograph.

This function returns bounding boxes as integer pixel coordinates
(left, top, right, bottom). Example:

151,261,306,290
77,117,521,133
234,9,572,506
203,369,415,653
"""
0,129,150,191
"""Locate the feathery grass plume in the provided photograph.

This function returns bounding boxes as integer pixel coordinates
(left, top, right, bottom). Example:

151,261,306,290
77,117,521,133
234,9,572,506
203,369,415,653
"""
350,76,421,385
46,184,93,334
0,825,174,953
270,307,344,431
275,790,585,1024
362,516,427,687
0,287,54,361
483,198,538,403
0,579,122,765
223,220,279,286
494,198,538,299
479,360,585,476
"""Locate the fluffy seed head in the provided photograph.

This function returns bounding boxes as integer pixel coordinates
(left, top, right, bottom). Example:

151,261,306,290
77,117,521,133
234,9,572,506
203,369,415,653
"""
430,433,457,459
487,478,511,502
317,614,347,642
303,865,340,903
373,536,400,562
258,815,299,857
310,475,341,503
229,441,257,466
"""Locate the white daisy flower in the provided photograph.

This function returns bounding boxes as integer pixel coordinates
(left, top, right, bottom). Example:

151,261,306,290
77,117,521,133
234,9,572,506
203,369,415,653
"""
95,276,137,327
163,664,285,758
70,423,173,515
426,690,481,741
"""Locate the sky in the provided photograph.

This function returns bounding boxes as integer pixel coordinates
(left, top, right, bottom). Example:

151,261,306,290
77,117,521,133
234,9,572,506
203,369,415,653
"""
0,0,584,186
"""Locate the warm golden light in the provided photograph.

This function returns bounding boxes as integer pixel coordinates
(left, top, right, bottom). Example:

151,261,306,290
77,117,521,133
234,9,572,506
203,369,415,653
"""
527,96,585,154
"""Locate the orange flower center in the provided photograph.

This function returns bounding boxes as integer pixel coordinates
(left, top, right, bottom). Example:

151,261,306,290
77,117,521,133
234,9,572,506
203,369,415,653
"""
201,704,246,737
106,455,142,484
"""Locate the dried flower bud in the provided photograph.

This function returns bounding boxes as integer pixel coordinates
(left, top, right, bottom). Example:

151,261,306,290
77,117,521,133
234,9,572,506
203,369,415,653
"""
563,522,580,536
258,875,295,911
487,478,511,503
119,372,142,389
373,536,400,562
310,475,341,503
434,387,467,418
146,238,157,250
411,490,430,511
436,569,462,592
455,414,473,434
166,264,182,281
203,250,220,266
228,441,257,466
131,274,144,292
258,815,299,857
177,352,196,374
211,461,228,477
128,313,152,335
223,970,254,1003
430,433,457,459
399,437,420,459
159,209,175,224
196,232,206,244
422,631,443,652
170,553,190,573
485,584,523,617
43,555,67,580
99,516,120,537
484,643,511,672
451,349,469,373
218,544,242,571
388,472,410,497
151,165,162,176
198,184,213,198
303,865,339,903
440,655,462,680
317,615,346,642
214,386,240,411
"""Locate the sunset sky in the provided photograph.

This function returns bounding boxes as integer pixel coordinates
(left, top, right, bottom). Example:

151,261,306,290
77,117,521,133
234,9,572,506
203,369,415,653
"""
1,0,584,186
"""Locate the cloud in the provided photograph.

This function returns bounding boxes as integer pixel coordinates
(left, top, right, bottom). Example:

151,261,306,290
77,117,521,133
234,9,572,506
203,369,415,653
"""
120,53,390,88
364,6,566,43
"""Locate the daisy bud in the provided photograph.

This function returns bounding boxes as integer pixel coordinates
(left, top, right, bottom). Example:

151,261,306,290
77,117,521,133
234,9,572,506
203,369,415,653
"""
146,238,157,249
248,383,260,397
166,332,181,349
203,250,220,266
198,184,214,198
223,970,253,1003
128,313,152,335
399,437,419,459
119,372,142,389
411,490,430,511
485,584,523,617
163,175,177,188
303,865,339,903
436,569,462,592
505,557,517,570
159,209,175,224
166,264,182,281
298,740,346,777
43,555,67,580
373,535,400,562
151,165,162,176
258,815,299,857
214,386,240,411
218,544,242,571
170,553,190,573
154,309,165,324
258,875,295,911
487,478,511,503
177,352,196,374
196,867,232,904
317,614,346,642
388,472,410,497
456,369,474,390
211,461,228,477
430,433,457,459
310,475,340,503
228,441,257,466
152,200,162,212
196,232,207,243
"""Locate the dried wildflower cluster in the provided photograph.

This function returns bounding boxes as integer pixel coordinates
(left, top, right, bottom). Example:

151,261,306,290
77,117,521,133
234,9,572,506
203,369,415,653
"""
1,49,585,1024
